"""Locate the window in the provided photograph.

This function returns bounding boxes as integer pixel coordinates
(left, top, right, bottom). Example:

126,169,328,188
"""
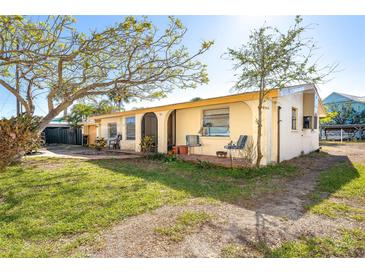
126,116,135,140
108,123,117,138
313,115,318,129
202,108,229,136
303,116,312,129
291,108,297,130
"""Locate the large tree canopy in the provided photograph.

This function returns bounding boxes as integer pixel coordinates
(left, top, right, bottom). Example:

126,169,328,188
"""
226,16,336,166
0,16,213,131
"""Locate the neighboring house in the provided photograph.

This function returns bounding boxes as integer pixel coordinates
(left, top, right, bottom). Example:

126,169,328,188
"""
321,92,365,141
83,84,326,165
323,92,365,123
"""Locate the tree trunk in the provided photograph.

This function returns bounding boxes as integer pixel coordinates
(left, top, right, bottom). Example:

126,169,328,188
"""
255,100,263,167
37,100,73,133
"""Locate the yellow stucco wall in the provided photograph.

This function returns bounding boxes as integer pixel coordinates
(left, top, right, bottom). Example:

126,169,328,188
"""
84,125,97,145
86,99,281,164
175,102,253,156
97,116,136,150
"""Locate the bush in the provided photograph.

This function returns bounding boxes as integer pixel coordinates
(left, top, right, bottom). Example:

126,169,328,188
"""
140,136,154,153
0,114,41,170
94,137,107,151
147,152,177,162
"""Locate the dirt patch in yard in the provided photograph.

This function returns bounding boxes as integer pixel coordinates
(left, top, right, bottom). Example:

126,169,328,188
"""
84,144,365,258
22,158,69,170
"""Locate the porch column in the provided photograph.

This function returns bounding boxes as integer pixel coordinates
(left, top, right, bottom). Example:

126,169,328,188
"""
262,99,273,164
134,113,144,152
156,110,169,153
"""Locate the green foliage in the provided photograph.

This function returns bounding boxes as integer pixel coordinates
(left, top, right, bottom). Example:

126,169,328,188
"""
226,15,336,166
0,16,213,132
324,102,356,125
0,114,42,170
310,200,365,221
320,107,339,125
94,137,107,151
140,136,154,153
154,211,211,241
66,101,119,128
66,103,97,128
323,103,365,125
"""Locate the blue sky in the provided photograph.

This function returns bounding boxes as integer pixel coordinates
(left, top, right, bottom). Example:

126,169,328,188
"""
1,15,365,118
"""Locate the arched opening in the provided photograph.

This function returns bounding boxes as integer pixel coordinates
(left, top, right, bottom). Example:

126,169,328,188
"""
167,110,176,151
141,112,158,152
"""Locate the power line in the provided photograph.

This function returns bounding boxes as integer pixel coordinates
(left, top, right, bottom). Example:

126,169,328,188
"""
0,93,11,114
34,100,48,115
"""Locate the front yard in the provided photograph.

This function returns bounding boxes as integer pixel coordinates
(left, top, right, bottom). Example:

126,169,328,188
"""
0,156,295,257
0,143,364,257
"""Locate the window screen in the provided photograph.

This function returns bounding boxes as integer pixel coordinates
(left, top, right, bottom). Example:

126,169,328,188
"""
126,116,135,140
108,123,117,138
202,108,229,136
291,108,297,130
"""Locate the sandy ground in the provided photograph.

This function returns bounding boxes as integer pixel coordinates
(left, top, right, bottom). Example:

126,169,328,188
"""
76,143,365,258
320,141,365,164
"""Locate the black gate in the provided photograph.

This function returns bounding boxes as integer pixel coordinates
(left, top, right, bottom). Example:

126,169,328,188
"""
43,127,82,145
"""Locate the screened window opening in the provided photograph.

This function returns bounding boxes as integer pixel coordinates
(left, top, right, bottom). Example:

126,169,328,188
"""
108,123,117,138
303,116,312,129
202,108,229,136
291,108,298,130
126,116,136,140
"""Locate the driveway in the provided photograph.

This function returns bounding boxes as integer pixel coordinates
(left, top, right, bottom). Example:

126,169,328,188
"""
321,141,365,163
29,144,141,160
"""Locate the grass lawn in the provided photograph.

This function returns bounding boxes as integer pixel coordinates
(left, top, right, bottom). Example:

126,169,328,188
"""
270,161,365,257
310,163,365,221
270,228,365,257
0,157,296,257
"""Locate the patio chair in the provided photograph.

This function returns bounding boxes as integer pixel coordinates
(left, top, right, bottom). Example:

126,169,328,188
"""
186,135,202,155
224,135,248,159
108,134,122,150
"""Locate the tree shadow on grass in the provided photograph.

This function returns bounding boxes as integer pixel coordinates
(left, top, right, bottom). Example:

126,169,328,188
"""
305,154,361,211
89,158,286,207
90,152,360,221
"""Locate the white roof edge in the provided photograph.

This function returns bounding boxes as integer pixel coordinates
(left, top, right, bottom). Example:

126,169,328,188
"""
280,83,315,96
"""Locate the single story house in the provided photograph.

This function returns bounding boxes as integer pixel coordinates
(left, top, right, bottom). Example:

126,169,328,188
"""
83,84,326,165
323,92,365,115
